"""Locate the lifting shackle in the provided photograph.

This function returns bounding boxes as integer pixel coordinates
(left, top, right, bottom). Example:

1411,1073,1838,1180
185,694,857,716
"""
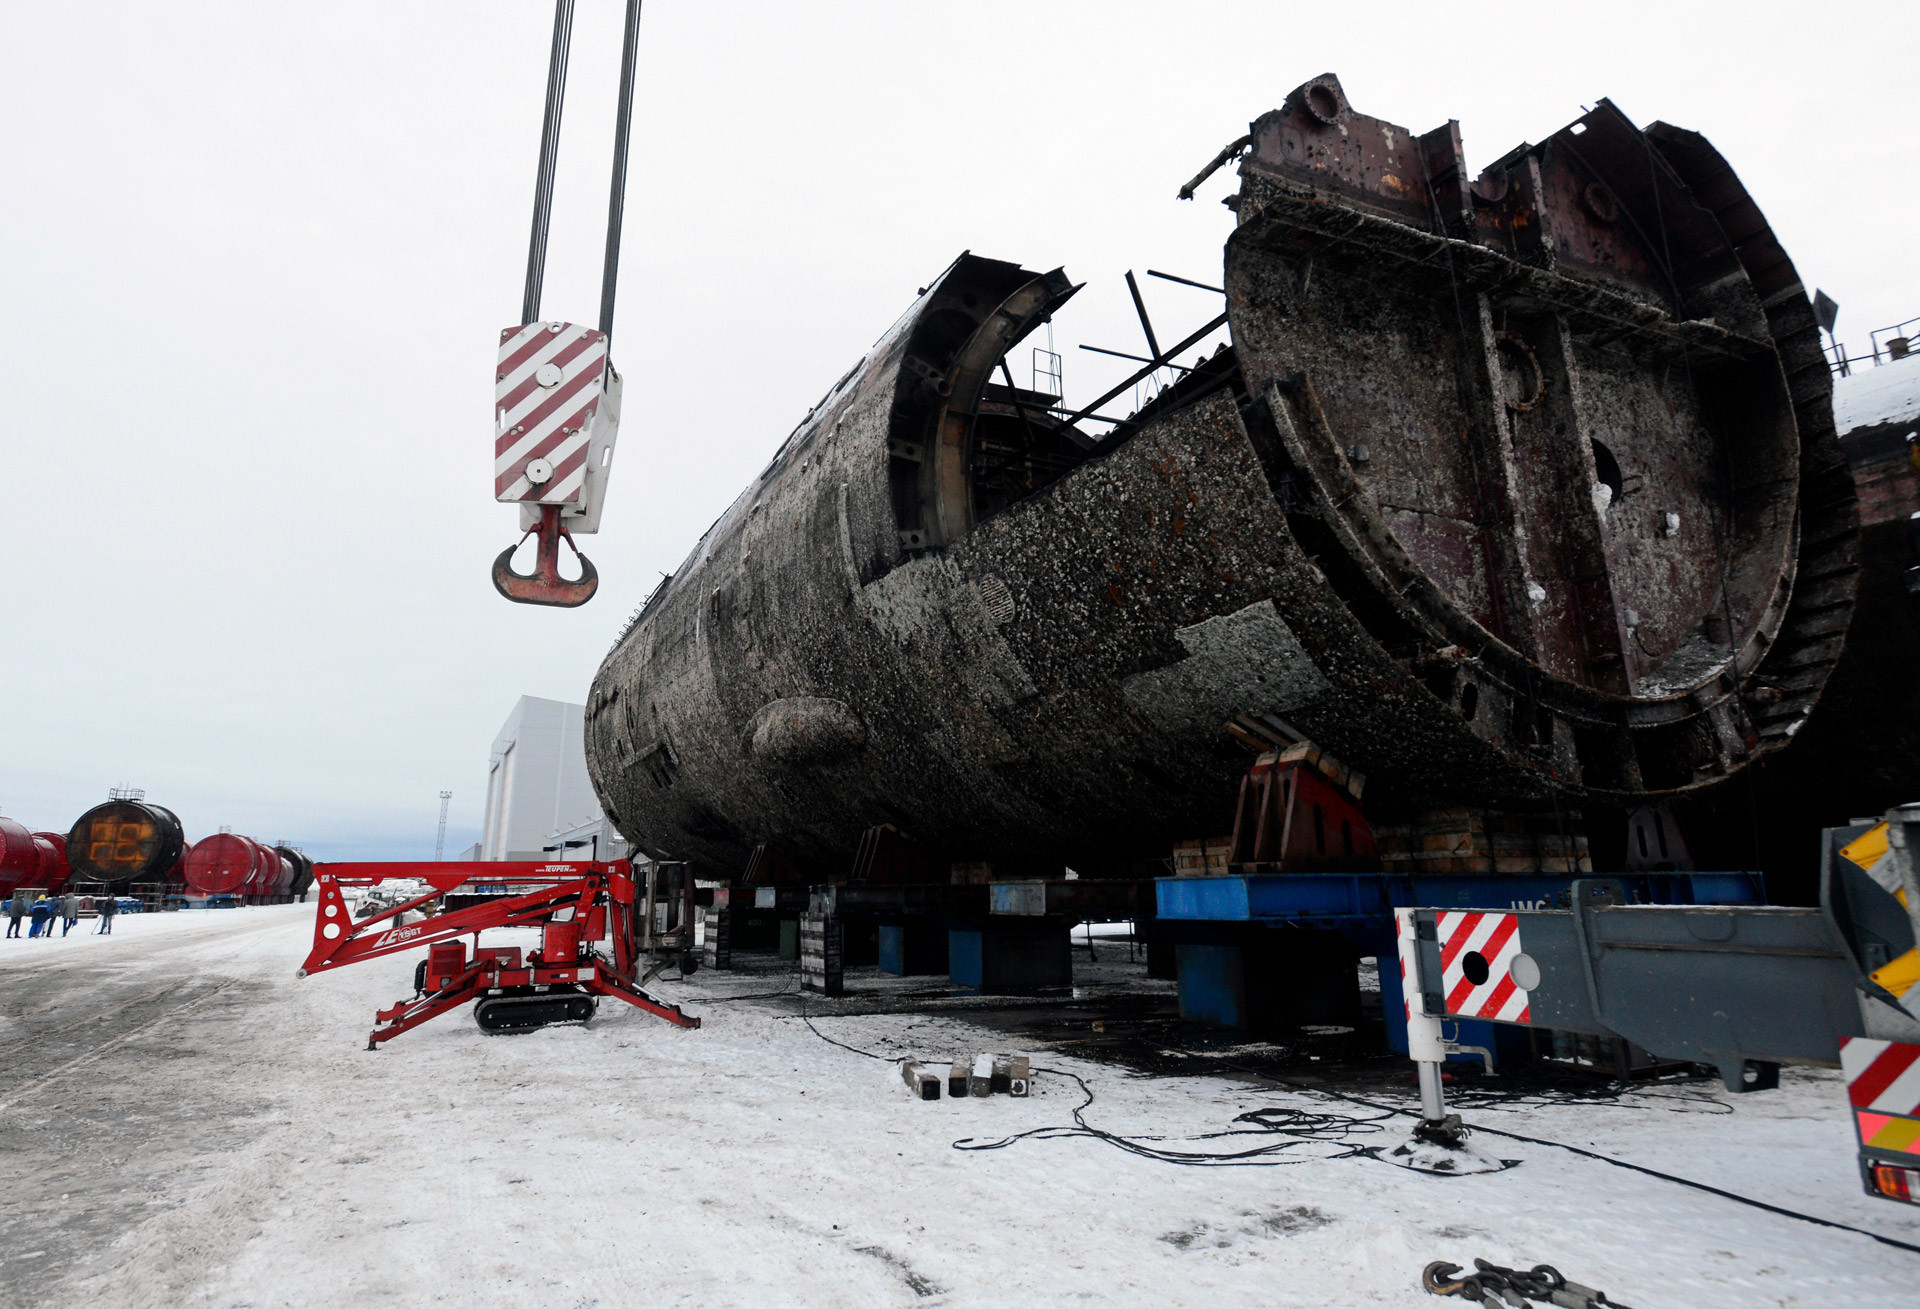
492,0,644,608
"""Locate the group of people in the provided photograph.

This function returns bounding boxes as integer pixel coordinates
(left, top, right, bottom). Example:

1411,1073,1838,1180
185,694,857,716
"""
5,891,117,938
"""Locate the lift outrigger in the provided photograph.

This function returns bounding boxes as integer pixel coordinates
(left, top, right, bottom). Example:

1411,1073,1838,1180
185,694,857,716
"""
297,860,699,1048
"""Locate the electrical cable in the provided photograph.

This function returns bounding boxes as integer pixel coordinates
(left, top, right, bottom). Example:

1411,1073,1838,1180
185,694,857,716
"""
689,963,803,1003
792,1014,1916,1246
792,1011,1401,1167
1215,1059,1920,1257
953,1065,1396,1167
802,1011,896,1060
1467,1118,1920,1257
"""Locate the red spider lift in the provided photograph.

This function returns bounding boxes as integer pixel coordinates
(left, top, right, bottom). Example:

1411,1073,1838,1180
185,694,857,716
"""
298,859,699,1048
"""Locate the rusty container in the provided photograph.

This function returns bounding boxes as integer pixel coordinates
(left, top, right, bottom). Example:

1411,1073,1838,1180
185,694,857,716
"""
586,77,1854,881
183,833,272,897
33,833,70,896
268,850,295,898
66,801,187,885
241,845,275,899
275,846,314,897
0,817,42,898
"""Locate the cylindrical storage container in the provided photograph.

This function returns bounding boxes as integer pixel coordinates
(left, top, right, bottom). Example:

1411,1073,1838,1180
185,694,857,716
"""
67,801,187,885
268,851,293,899
182,833,271,897
256,847,285,900
0,817,41,898
242,838,275,899
33,833,70,896
276,847,314,897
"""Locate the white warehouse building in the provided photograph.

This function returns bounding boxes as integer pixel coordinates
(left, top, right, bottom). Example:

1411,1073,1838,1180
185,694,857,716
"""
478,696,619,862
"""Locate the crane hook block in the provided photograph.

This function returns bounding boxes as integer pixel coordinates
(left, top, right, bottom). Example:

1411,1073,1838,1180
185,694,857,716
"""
492,321,622,607
493,504,598,608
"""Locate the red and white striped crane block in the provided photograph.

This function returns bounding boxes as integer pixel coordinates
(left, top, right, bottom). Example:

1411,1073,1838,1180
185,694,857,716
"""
1437,910,1532,1024
495,321,609,506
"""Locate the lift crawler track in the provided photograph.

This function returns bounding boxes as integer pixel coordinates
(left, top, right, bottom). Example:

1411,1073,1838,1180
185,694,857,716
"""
299,859,699,1048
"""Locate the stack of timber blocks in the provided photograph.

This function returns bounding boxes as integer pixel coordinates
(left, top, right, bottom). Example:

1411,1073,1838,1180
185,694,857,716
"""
899,1054,1029,1100
1265,739,1365,801
801,910,843,996
1172,837,1233,877
701,904,731,970
1372,808,1592,875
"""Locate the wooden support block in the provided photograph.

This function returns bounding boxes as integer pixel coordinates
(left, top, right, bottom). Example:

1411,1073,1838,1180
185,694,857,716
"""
701,906,731,970
1224,721,1272,752
1173,836,1234,877
1007,1054,1030,1096
969,1053,994,1098
800,911,843,996
900,1059,941,1101
1276,740,1320,766
948,1058,970,1099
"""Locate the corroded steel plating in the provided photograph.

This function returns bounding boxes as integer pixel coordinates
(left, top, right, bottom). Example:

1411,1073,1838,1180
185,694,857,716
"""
586,77,1855,880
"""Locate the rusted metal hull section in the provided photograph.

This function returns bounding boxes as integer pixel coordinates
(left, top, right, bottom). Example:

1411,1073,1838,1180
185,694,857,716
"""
587,79,1854,879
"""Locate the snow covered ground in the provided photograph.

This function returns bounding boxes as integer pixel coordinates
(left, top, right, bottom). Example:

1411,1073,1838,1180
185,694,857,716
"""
2,903,1917,1307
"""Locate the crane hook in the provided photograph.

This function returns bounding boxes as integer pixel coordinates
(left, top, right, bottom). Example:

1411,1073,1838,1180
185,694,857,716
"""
492,504,598,608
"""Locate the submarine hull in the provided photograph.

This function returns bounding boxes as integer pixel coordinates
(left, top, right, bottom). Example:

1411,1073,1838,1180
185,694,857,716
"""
587,78,1854,880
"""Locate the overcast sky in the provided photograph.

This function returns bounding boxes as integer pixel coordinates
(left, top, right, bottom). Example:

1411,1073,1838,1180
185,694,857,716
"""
3,1,1913,859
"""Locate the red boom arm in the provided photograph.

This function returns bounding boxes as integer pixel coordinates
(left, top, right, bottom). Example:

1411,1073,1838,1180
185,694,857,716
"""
298,859,698,1046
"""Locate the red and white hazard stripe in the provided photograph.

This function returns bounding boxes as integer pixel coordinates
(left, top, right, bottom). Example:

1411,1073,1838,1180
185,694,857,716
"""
1437,910,1531,1023
494,321,609,505
1843,1038,1920,1117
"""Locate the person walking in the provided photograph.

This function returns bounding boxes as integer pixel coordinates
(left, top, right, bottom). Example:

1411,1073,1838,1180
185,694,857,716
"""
5,896,23,938
60,892,79,936
28,896,52,938
98,894,117,934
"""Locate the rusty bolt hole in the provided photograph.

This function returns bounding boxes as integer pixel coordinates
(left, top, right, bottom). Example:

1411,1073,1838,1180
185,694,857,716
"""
1497,333,1547,412
1580,182,1621,224
1303,82,1346,126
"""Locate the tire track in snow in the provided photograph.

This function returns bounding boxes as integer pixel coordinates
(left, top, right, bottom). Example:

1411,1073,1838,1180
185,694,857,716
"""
0,916,292,1085
0,978,243,1111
